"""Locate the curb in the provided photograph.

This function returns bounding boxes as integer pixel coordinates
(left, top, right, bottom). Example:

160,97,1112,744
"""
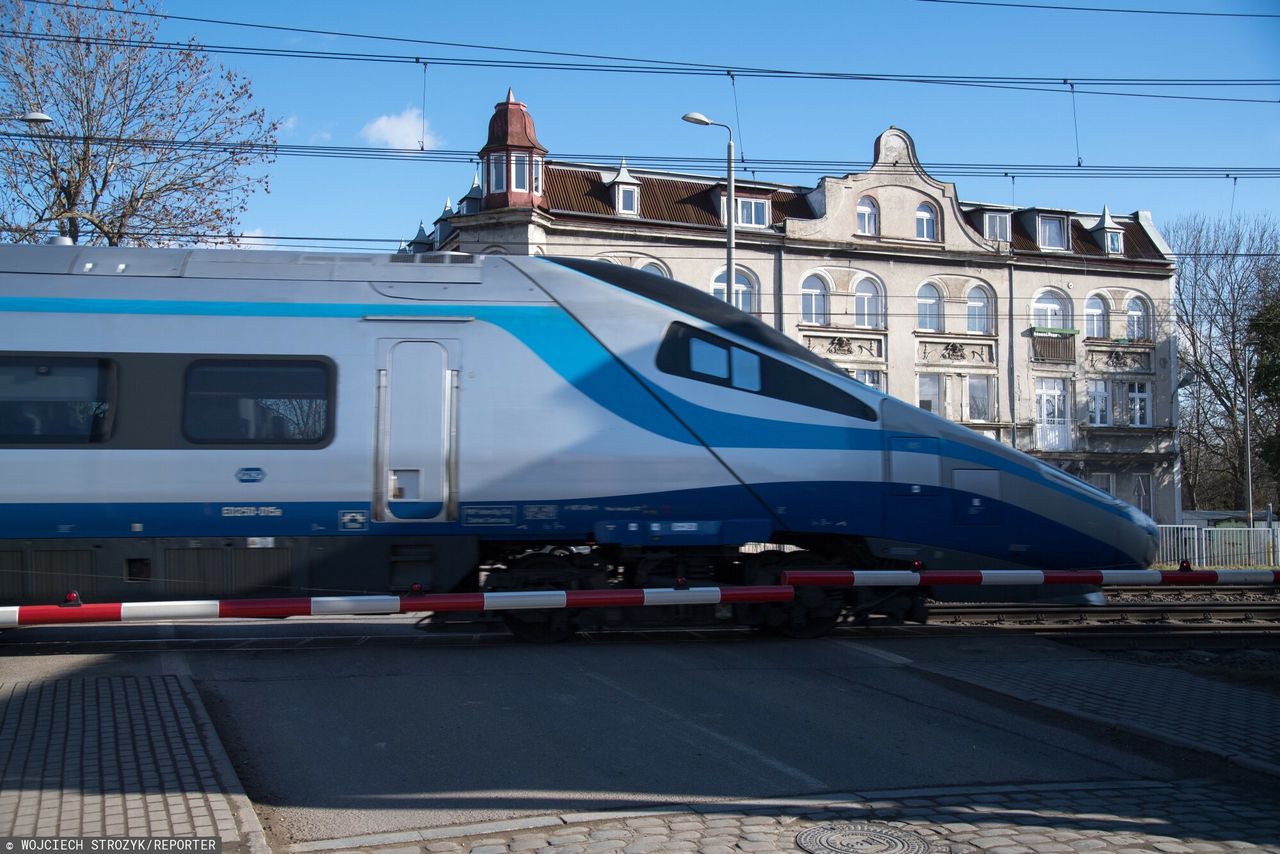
177,674,271,854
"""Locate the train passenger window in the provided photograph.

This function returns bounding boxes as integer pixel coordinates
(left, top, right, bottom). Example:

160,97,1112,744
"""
731,348,761,392
690,338,729,379
0,356,115,443
183,359,332,445
656,323,875,421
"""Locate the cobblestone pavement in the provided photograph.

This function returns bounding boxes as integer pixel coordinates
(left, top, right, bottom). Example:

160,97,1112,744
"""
285,779,1280,853
0,676,267,852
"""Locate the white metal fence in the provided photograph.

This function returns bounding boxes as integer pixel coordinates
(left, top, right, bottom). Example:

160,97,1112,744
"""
1156,524,1280,568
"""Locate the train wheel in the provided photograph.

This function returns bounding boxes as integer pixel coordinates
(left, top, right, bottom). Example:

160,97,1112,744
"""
493,553,581,644
774,551,845,639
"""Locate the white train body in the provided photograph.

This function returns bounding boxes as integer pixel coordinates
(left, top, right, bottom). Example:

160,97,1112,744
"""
0,245,1156,610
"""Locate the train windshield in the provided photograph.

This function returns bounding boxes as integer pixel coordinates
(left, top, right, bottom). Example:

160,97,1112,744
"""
546,257,849,380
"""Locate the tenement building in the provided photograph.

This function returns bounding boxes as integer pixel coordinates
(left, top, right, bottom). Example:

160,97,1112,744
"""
413,90,1180,523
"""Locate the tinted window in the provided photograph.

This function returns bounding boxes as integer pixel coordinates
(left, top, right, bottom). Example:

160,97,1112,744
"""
656,323,875,421
184,359,331,444
0,355,115,443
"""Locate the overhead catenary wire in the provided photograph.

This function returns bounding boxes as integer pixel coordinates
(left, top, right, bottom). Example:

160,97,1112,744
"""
913,0,1280,19
2,28,1277,106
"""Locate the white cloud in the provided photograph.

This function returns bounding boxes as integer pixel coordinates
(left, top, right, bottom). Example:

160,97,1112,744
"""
360,106,442,150
280,115,298,135
309,130,332,145
234,228,276,250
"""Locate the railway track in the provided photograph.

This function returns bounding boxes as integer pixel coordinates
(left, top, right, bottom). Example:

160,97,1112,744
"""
2,598,1278,654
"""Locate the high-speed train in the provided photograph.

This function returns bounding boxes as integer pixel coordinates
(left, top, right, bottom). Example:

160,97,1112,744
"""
0,245,1157,638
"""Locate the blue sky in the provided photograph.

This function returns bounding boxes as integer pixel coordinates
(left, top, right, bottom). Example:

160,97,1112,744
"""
152,0,1280,251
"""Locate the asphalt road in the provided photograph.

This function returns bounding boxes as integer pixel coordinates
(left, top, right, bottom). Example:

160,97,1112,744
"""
0,618,1199,847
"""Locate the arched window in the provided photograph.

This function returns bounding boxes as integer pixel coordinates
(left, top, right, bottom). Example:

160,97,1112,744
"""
917,282,943,331
1032,290,1070,329
856,196,879,236
966,286,993,334
713,267,758,314
1126,297,1151,340
800,275,829,325
916,203,938,241
639,262,669,278
1085,295,1109,338
854,278,883,329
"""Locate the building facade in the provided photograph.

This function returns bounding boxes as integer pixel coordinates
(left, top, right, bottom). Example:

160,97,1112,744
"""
418,90,1181,523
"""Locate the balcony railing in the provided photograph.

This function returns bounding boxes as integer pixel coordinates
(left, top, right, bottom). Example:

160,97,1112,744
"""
1030,327,1076,363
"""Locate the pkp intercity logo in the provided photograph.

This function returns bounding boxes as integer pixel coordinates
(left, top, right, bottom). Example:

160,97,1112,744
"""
235,467,266,483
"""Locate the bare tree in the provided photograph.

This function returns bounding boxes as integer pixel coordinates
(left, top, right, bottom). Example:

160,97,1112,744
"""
0,0,278,246
1167,213,1280,511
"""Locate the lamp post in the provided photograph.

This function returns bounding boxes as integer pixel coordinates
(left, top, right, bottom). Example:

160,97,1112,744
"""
682,112,734,304
1243,340,1254,528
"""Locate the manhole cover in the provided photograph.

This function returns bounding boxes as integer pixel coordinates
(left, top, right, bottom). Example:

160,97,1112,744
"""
796,822,932,854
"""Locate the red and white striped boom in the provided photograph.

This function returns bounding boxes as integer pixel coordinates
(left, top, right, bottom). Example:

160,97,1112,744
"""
2,569,1276,628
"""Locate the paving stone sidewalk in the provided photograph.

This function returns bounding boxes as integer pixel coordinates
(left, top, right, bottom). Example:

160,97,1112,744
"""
0,675,267,853
285,779,1280,854
914,657,1280,777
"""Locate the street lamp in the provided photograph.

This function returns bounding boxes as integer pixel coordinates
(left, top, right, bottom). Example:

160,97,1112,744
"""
682,111,734,304
1,111,53,126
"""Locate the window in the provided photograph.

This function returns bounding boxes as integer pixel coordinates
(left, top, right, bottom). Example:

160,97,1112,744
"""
1038,215,1069,250
918,373,942,414
1126,297,1150,341
1127,381,1151,428
1035,377,1070,450
917,282,943,331
736,198,769,227
856,196,879,236
966,286,992,334
532,157,543,194
618,185,638,215
801,275,829,325
1107,231,1123,254
984,212,1010,242
184,359,332,444
655,322,876,420
639,262,668,278
1032,290,1070,329
1088,472,1114,496
0,356,115,443
916,203,938,241
1131,473,1152,516
854,369,883,391
1087,379,1111,426
488,154,506,193
713,267,757,314
854,279,883,329
967,375,994,422
1085,296,1109,338
512,152,529,192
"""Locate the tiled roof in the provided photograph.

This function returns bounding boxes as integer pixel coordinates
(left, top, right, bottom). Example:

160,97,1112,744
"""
1003,212,1167,261
544,165,810,228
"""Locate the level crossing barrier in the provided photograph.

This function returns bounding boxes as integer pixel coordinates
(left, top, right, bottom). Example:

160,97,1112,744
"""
3,569,1277,628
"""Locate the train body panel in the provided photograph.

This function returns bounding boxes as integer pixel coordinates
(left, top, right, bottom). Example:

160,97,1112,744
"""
0,246,1157,610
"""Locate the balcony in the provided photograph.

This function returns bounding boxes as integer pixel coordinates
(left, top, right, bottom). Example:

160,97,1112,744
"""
1030,327,1076,364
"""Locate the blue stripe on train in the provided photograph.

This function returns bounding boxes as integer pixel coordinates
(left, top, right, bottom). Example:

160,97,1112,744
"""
0,480,1137,569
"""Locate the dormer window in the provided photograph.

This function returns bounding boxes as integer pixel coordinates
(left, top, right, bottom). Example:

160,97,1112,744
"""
737,198,769,227
1038,214,1069,250
532,157,543,194
984,212,1010,242
617,185,638,215
1106,231,1123,254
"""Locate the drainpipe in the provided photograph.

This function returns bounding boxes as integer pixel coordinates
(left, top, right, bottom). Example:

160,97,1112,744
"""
1007,261,1018,451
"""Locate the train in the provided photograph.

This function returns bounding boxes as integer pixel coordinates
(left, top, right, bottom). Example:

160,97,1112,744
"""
0,244,1158,639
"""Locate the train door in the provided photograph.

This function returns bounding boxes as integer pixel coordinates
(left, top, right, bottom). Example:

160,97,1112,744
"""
883,435,943,541
374,340,459,522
